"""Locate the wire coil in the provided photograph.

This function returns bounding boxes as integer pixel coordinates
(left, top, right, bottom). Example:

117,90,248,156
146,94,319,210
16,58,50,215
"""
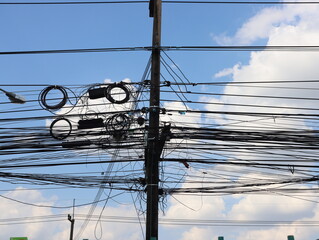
39,85,68,110
105,83,130,104
50,117,72,140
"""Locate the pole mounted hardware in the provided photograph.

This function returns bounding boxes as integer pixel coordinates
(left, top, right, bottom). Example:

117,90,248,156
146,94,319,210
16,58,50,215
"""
149,0,154,17
78,118,105,129
88,82,130,104
68,214,75,240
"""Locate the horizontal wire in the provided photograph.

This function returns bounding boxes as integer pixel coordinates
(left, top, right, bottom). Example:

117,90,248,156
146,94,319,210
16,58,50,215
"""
163,45,319,51
2,213,319,227
1,0,319,4
0,47,150,55
2,45,319,55
163,0,319,4
0,1,148,4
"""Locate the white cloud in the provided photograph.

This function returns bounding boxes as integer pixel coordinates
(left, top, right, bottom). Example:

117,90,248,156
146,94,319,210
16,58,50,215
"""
213,4,319,45
230,193,315,221
67,204,142,240
214,64,241,78
183,3,319,240
164,169,226,220
165,192,225,220
0,188,62,240
0,188,144,240
208,14,319,128
237,227,297,240
162,101,202,128
179,227,215,240
104,78,113,83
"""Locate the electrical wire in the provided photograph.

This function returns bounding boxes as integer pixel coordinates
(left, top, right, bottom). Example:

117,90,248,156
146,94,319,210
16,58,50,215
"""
2,0,319,5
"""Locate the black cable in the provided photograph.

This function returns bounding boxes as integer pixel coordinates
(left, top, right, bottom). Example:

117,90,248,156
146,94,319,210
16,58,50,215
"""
0,191,135,209
161,98,319,112
163,0,319,4
162,45,319,51
2,45,319,55
168,79,319,85
2,0,319,4
0,47,149,55
0,1,148,4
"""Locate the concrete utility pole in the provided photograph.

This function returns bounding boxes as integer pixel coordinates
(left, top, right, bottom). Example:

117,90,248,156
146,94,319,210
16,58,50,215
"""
68,199,75,240
68,214,75,240
146,0,162,239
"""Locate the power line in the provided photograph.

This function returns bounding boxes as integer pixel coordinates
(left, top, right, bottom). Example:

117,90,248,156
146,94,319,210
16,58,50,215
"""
2,46,319,55
1,214,319,227
0,1,148,5
2,0,319,5
0,192,129,209
168,79,319,85
164,0,319,4
0,47,149,55
162,45,319,51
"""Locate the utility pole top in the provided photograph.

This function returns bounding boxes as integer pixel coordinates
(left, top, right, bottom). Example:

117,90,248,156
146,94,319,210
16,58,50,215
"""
149,0,154,17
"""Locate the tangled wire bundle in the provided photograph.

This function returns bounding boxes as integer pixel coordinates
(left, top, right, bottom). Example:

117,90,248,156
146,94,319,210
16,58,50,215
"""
105,113,131,133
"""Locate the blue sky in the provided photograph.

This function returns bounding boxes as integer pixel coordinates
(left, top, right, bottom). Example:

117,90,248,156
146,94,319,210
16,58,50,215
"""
0,2,255,85
1,1,319,240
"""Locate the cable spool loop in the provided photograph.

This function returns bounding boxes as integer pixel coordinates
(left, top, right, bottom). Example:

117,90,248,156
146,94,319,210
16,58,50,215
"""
105,83,130,104
40,85,68,110
105,113,131,133
50,117,72,140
